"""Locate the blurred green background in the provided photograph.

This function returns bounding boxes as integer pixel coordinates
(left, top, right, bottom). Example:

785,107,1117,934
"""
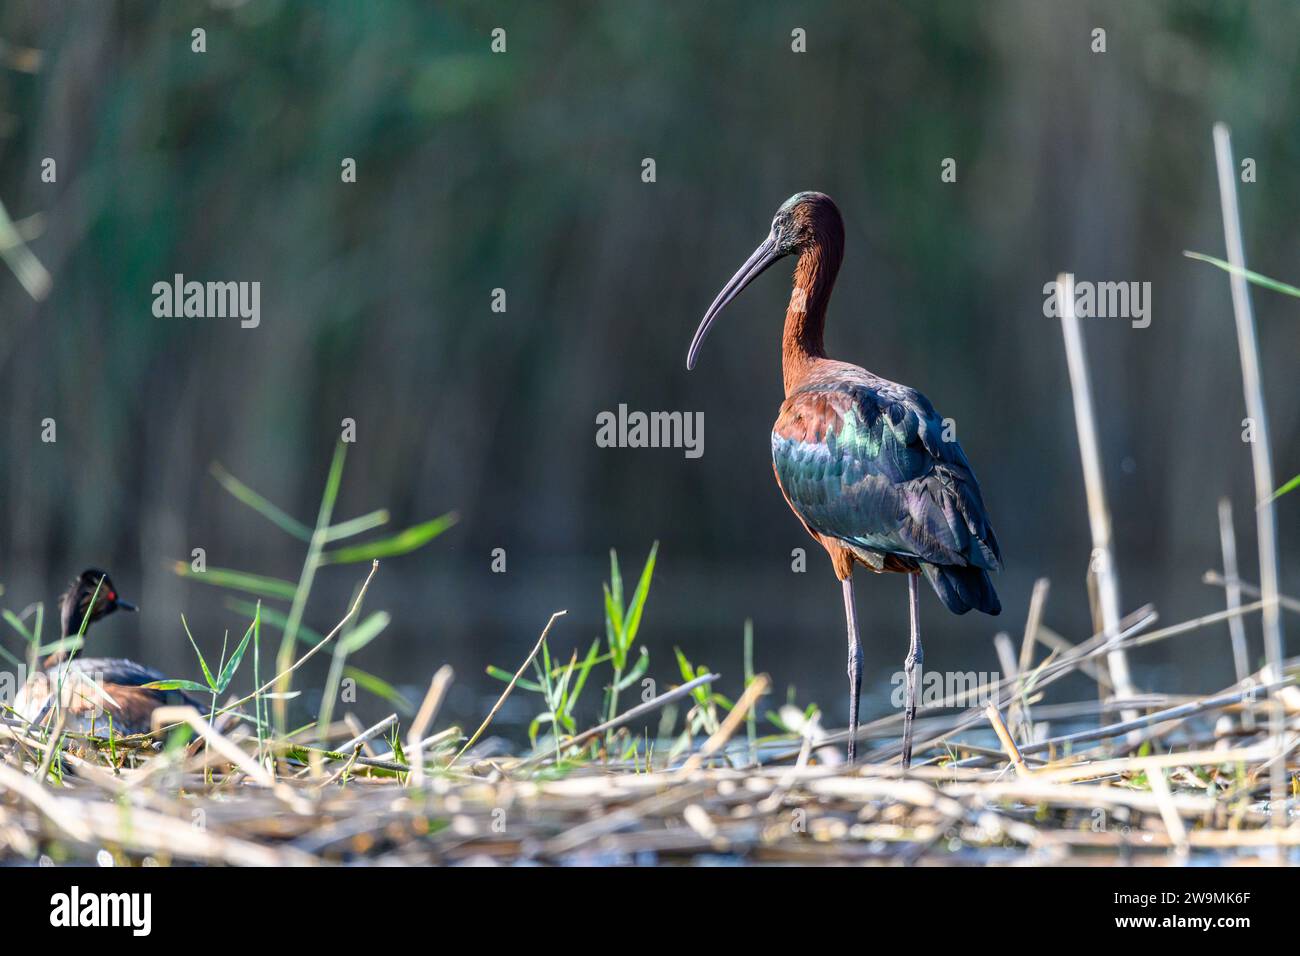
0,0,1297,731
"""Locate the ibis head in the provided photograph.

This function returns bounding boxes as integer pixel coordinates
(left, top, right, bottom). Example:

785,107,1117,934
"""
687,191,844,371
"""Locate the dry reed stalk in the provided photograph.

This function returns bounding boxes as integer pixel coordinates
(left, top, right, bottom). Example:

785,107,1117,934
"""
1217,498,1252,684
1007,578,1050,739
984,702,1030,777
1203,571,1300,615
1057,271,1139,721
452,610,566,765
335,713,397,754
679,674,769,772
1032,739,1286,785
151,705,313,814
0,197,51,300
1143,760,1190,857
1036,624,1113,691
1212,122,1286,827
407,664,454,786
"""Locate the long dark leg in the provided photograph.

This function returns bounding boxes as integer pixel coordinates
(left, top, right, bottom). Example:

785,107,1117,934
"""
902,573,923,769
842,577,862,765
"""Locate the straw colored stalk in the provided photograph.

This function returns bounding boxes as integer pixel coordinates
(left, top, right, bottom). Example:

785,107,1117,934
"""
1056,272,1139,720
1211,122,1286,825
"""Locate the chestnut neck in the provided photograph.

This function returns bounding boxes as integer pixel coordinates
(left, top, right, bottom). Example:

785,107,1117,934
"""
781,238,841,395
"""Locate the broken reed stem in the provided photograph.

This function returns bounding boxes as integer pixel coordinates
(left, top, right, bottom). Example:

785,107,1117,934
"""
1217,498,1252,684
151,705,313,814
0,197,52,301
407,664,454,787
1015,676,1292,758
1019,578,1049,676
1003,574,1045,738
680,674,770,772
333,713,397,755
1008,578,1048,745
1036,624,1113,692
993,633,1018,685
1057,272,1139,720
452,610,566,765
863,598,1280,765
798,605,1155,762
1127,599,1264,650
1203,571,1300,615
1211,122,1286,829
984,702,1030,777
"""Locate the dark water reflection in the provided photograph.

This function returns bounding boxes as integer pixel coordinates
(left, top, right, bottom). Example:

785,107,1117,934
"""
103,549,1263,743
2,548,1269,745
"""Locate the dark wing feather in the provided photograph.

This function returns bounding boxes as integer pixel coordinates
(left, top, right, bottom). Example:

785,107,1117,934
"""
63,657,167,685
36,657,201,734
772,365,1001,613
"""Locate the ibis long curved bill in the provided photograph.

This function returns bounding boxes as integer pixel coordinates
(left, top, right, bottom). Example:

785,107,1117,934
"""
686,233,783,370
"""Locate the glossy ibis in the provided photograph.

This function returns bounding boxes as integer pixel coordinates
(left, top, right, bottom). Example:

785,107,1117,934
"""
15,569,197,736
687,192,1002,767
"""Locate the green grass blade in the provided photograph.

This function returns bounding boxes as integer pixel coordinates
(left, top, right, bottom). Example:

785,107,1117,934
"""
223,598,405,712
486,664,543,692
35,636,84,657
1184,251,1300,299
339,610,391,655
225,600,321,642
252,599,264,760
539,638,556,700
342,666,413,713
324,509,390,541
215,612,257,694
141,679,211,693
563,639,602,719
602,583,625,668
173,563,298,600
554,651,577,711
210,462,313,541
614,646,650,691
674,647,694,684
319,512,458,564
181,614,218,691
273,441,347,734
622,541,658,645
1268,473,1300,502
608,549,624,610
224,597,411,712
2,609,34,645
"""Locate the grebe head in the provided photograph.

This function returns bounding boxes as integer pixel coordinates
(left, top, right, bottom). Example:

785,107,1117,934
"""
60,568,136,637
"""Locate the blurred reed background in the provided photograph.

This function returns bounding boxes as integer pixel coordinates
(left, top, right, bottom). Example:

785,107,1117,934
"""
0,0,1296,729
